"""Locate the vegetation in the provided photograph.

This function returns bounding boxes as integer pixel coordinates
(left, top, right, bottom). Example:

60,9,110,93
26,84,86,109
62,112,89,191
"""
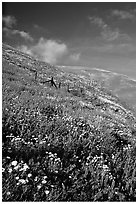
2,44,136,201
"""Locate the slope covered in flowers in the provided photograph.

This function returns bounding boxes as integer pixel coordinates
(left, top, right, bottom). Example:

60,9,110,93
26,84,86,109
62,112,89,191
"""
2,43,136,201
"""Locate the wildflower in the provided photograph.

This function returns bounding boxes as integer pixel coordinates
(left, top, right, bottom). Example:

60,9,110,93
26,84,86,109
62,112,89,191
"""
42,180,47,184
8,168,12,173
19,179,26,184
14,165,20,170
45,190,50,195
26,179,29,183
6,191,11,196
34,177,38,182
37,184,42,190
112,154,115,159
28,173,32,177
55,158,60,161
43,176,47,179
15,176,19,180
11,161,18,166
23,163,29,171
2,168,5,172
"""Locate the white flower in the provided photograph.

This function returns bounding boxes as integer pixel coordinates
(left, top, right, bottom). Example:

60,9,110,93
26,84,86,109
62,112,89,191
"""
37,184,42,190
14,165,20,170
26,179,29,183
15,176,19,180
19,179,26,184
43,176,47,179
11,161,18,166
28,173,32,177
103,164,109,172
45,190,50,195
8,168,12,173
42,180,47,184
23,163,29,171
34,177,38,182
2,168,5,172
6,191,11,195
19,168,24,172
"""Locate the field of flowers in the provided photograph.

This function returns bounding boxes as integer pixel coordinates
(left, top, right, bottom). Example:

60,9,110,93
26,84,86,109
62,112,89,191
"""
2,44,136,201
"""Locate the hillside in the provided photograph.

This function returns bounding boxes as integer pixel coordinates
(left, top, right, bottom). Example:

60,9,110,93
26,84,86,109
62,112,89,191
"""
58,65,136,111
2,43,136,201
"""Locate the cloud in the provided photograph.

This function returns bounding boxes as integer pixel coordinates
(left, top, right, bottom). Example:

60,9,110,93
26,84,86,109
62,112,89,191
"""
111,9,135,20
101,27,119,42
18,38,68,64
17,45,33,55
69,53,80,61
88,16,107,29
12,30,33,41
89,15,131,42
92,42,136,56
3,15,33,42
2,15,16,28
3,27,33,42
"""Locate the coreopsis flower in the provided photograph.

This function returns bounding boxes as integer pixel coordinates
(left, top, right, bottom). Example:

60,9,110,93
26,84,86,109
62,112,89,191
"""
45,190,50,195
37,184,42,190
11,161,18,166
6,191,11,196
2,168,5,172
19,179,26,184
8,168,12,173
34,176,38,182
42,180,47,184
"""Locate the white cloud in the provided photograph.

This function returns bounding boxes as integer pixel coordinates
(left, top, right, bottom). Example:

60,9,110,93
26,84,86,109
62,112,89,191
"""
12,30,33,41
111,9,135,20
92,43,135,55
17,45,33,55
3,15,33,42
69,53,80,61
89,15,131,42
101,27,119,42
88,16,107,29
2,15,16,28
18,38,68,64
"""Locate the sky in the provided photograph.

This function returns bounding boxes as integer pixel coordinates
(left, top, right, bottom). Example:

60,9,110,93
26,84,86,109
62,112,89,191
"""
2,2,136,79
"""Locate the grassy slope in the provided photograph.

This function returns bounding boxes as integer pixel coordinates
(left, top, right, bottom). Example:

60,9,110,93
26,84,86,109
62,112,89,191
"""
58,65,136,111
2,43,136,201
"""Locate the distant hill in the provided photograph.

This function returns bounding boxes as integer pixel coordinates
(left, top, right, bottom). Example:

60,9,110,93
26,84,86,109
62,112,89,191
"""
2,43,136,201
58,65,136,111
